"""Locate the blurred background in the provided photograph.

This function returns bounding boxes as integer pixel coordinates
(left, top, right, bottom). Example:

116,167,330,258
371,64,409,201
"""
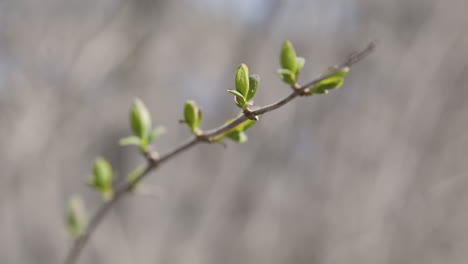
1,0,468,263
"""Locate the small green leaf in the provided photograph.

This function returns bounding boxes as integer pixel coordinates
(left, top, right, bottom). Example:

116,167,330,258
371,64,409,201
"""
295,57,305,74
130,98,151,140
277,68,296,85
228,90,247,108
225,131,248,143
217,118,258,143
66,195,87,239
197,109,202,128
280,41,297,73
235,64,249,97
235,97,246,108
325,66,350,78
148,126,166,143
308,66,349,95
184,101,196,126
119,136,141,147
227,89,245,99
213,134,226,142
91,157,113,187
238,119,257,132
89,157,113,200
212,119,232,142
246,75,259,102
213,117,258,143
309,77,344,94
184,101,201,135
127,165,146,189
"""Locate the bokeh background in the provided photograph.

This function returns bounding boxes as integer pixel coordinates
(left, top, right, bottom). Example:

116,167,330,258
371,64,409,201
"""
1,0,468,263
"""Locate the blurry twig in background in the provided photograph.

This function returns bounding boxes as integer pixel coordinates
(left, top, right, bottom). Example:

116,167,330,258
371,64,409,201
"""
64,41,375,264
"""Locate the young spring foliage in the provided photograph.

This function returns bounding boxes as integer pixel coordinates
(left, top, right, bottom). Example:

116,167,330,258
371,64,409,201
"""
276,41,350,94
247,75,260,102
120,98,164,151
308,66,350,94
235,64,249,100
214,118,257,143
66,195,87,239
183,101,202,135
130,98,151,139
227,64,260,109
278,41,306,86
87,157,113,200
127,165,146,187
64,39,373,262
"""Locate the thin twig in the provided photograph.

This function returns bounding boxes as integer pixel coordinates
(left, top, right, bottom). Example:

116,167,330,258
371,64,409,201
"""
64,41,375,264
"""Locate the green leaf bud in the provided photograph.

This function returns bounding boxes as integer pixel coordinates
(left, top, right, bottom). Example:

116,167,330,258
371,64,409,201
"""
227,90,247,109
89,157,113,200
295,57,306,75
225,131,248,143
326,66,350,78
308,66,349,94
238,119,257,132
309,77,344,94
277,68,296,85
246,75,260,102
214,118,258,143
65,195,87,239
184,101,202,135
130,98,151,140
235,64,250,98
280,41,297,73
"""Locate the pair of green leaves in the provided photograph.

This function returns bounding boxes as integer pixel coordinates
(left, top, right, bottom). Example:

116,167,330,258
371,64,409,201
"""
214,118,257,143
87,157,114,200
278,41,305,86
228,64,260,109
66,195,87,239
308,66,349,94
182,101,202,135
119,98,165,151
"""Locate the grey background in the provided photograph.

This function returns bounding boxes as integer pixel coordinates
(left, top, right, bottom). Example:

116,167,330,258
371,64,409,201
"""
1,0,468,263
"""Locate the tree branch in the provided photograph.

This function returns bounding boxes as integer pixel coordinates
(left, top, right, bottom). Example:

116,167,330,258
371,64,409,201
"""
64,41,375,264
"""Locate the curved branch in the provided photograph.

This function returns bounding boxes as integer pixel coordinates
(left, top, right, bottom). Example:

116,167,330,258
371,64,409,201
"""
64,41,375,264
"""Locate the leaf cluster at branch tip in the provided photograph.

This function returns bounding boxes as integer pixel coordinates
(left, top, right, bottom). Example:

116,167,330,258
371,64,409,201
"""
278,41,306,86
87,157,114,200
228,64,260,109
120,98,165,151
